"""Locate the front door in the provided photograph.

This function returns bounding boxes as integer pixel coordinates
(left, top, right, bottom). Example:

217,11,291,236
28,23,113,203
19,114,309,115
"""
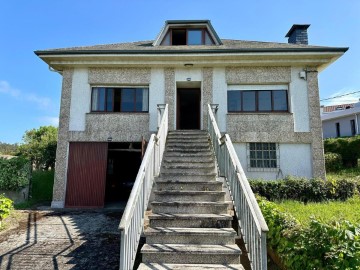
177,88,201,130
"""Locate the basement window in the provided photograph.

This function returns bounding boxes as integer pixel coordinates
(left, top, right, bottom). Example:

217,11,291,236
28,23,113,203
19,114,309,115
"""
247,143,279,172
91,87,149,112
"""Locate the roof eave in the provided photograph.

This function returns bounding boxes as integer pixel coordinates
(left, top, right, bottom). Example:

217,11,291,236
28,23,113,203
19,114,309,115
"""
34,47,349,56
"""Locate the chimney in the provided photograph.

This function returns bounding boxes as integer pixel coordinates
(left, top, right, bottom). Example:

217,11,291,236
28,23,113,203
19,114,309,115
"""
285,24,310,45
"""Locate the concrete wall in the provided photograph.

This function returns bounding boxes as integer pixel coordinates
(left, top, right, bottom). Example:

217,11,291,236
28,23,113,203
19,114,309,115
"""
323,115,357,138
234,143,313,180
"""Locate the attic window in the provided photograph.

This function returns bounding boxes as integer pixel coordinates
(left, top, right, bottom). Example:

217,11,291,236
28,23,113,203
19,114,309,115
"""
160,28,215,46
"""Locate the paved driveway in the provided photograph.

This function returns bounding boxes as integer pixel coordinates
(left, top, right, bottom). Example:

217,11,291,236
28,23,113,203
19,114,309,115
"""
0,210,122,270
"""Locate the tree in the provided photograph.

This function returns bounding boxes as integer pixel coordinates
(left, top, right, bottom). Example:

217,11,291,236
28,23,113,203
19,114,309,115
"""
18,126,58,170
0,142,18,155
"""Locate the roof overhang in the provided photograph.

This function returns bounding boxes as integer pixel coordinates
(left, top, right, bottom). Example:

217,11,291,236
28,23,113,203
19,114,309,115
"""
35,48,348,72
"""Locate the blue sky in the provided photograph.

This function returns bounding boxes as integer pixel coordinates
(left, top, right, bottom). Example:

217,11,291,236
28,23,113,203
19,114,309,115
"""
0,0,359,143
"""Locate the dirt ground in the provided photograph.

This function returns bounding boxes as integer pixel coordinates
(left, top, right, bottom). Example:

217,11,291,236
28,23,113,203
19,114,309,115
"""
0,210,122,270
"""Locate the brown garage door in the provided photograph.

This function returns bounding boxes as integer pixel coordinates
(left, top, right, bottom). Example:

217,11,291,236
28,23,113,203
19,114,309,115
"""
65,142,108,208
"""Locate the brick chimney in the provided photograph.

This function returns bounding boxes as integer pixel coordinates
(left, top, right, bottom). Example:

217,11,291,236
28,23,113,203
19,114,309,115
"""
285,24,310,45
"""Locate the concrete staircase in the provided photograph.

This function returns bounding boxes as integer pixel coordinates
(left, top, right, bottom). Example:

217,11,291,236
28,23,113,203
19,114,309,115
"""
138,130,243,270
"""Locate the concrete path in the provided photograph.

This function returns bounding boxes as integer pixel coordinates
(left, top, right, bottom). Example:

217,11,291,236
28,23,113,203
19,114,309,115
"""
0,210,122,270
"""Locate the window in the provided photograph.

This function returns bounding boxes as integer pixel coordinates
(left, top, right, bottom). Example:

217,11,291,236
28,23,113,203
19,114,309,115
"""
160,28,214,46
91,87,149,112
248,143,279,171
336,122,340,137
351,120,356,136
227,90,288,112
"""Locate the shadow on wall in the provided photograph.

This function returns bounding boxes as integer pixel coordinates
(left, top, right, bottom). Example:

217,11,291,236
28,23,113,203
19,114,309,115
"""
0,210,122,269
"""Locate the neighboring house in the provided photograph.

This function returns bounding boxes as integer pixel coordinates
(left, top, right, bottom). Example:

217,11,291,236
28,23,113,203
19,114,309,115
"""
35,20,347,208
322,102,360,138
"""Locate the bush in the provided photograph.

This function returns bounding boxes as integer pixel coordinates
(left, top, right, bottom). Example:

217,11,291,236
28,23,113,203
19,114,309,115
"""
325,152,343,171
0,194,13,228
250,176,356,202
324,136,360,168
0,157,31,191
258,197,360,270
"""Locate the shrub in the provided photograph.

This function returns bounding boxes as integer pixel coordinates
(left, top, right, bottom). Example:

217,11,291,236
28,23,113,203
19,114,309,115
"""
0,157,31,191
250,176,356,202
258,197,360,270
324,136,360,168
325,152,343,171
0,194,13,228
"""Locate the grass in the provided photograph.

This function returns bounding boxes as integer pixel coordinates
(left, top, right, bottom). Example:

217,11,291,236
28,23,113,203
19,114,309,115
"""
326,165,360,182
15,170,54,209
276,195,360,226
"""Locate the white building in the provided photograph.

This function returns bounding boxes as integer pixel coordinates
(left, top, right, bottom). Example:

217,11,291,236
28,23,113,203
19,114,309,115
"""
35,20,347,208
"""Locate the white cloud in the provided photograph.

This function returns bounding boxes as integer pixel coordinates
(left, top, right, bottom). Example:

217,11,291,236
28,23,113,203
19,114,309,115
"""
321,88,360,106
39,116,59,126
0,80,20,97
0,80,52,109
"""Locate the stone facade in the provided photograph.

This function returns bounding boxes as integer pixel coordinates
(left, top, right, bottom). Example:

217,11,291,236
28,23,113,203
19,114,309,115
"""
52,69,73,208
307,70,326,179
226,67,291,84
164,68,175,130
69,113,150,142
88,67,151,85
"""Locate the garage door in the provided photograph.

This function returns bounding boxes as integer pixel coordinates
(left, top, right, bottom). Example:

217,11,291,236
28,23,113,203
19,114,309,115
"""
65,142,108,208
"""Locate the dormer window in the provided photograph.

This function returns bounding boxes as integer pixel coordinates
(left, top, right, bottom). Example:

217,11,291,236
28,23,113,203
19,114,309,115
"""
160,28,215,46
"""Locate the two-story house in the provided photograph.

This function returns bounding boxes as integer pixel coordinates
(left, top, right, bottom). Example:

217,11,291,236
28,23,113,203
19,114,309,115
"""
35,20,347,208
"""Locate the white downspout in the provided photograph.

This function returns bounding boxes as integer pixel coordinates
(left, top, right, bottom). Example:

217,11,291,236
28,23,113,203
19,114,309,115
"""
356,113,360,135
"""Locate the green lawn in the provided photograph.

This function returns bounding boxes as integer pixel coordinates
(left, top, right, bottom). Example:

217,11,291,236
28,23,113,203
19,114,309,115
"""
15,170,54,209
326,165,360,182
276,195,360,226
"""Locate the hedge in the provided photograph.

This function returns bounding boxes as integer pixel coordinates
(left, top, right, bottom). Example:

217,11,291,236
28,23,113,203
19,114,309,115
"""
250,176,357,202
324,135,360,168
0,157,31,191
258,197,360,270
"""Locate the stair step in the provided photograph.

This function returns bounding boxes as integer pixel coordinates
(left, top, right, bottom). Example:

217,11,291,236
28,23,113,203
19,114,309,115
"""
138,263,244,270
165,150,213,156
141,244,241,264
160,172,217,182
151,201,229,214
162,162,215,169
154,191,225,202
167,137,210,143
145,227,236,245
155,180,222,191
166,143,210,149
149,213,232,228
166,148,211,153
161,167,216,175
168,130,208,135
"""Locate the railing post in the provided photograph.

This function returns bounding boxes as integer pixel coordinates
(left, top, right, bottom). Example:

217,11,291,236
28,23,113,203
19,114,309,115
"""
157,104,166,130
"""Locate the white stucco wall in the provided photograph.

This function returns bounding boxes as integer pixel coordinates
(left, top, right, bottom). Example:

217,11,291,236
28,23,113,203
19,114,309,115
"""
323,115,357,138
149,68,165,132
290,67,310,132
212,68,227,132
69,68,90,131
233,143,313,180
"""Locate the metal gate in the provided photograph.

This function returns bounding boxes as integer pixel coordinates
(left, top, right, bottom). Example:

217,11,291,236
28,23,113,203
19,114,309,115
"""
65,142,108,208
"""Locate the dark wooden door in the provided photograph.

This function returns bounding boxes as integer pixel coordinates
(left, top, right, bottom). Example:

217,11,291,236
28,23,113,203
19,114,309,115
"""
177,88,201,129
65,142,108,208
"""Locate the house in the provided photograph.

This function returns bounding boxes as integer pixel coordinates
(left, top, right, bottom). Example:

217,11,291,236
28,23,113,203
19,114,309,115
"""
322,102,360,138
35,20,347,209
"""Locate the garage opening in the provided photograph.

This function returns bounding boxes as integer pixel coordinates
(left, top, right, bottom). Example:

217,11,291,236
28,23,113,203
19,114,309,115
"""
105,142,143,206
